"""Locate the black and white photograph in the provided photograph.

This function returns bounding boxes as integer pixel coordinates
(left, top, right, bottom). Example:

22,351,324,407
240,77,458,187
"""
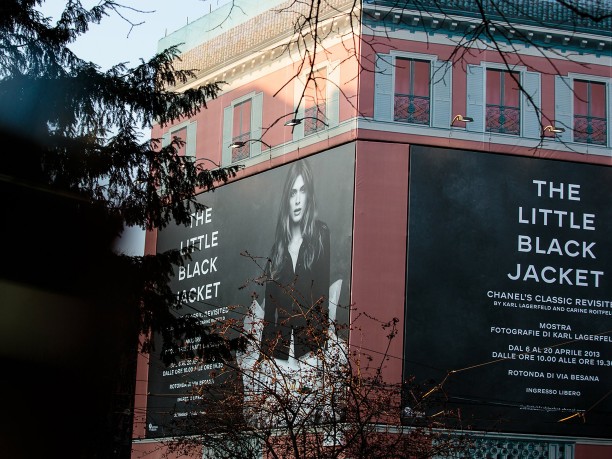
146,145,355,437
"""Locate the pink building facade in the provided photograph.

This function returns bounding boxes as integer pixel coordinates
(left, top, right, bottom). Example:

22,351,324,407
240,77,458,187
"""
133,1,612,457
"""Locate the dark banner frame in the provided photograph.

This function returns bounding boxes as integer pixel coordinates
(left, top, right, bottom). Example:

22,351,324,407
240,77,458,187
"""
404,146,612,438
146,145,356,438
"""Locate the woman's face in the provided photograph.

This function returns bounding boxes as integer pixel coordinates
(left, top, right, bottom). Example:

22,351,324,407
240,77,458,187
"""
289,174,307,224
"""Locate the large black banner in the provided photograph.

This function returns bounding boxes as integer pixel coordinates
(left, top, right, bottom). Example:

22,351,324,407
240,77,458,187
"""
146,145,355,437
404,146,612,438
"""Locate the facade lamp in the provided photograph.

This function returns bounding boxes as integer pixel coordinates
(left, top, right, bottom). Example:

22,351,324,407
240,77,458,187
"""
284,117,329,127
542,125,565,136
229,139,272,149
451,114,474,125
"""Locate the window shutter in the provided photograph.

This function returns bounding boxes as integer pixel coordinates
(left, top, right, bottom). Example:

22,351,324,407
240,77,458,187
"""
374,54,393,121
185,122,197,157
293,76,305,141
251,92,263,157
554,76,572,142
466,65,484,132
327,62,340,128
222,105,233,165
608,82,612,148
431,60,452,128
521,71,541,139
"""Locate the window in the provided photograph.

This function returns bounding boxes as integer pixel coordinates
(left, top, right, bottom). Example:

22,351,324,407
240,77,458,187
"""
555,74,611,148
466,64,540,139
161,122,196,158
573,80,607,145
304,68,327,136
374,53,451,129
222,92,263,165
173,127,187,156
231,99,252,162
159,122,196,196
292,62,339,142
394,58,431,125
486,69,520,135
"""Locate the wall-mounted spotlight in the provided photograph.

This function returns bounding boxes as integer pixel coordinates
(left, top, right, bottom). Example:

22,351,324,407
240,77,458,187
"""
542,125,565,136
284,117,329,127
451,114,474,126
229,138,272,149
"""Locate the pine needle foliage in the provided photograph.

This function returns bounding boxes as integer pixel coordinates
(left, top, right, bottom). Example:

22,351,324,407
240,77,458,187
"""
0,1,239,457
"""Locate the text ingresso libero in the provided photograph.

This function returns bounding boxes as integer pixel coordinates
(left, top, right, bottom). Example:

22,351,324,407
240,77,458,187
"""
507,180,604,288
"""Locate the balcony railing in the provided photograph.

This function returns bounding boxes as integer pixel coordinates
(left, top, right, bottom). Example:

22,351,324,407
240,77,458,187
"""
394,94,430,125
231,132,250,163
304,104,326,136
574,115,607,145
486,104,520,135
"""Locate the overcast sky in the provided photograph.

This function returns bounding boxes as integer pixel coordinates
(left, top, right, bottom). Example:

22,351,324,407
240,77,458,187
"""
39,0,231,69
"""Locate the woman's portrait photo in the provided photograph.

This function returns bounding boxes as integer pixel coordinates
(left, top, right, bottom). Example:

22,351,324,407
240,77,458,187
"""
150,146,354,433
261,159,331,361
237,155,350,427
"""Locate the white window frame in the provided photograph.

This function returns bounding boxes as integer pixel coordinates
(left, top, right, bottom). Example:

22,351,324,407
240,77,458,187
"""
391,51,438,127
374,52,452,129
466,62,541,139
292,61,340,141
556,73,612,147
222,91,263,165
161,120,197,158
304,64,328,137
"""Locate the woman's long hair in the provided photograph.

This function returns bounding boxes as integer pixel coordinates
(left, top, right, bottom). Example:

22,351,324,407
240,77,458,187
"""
269,160,323,279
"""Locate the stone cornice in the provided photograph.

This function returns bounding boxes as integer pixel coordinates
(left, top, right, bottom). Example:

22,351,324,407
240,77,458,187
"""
170,0,357,91
368,0,612,37
362,1,612,56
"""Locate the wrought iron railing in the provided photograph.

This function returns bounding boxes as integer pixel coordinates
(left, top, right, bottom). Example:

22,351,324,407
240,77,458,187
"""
464,437,574,459
231,132,250,163
574,115,607,145
304,104,326,136
486,104,520,135
394,94,430,125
